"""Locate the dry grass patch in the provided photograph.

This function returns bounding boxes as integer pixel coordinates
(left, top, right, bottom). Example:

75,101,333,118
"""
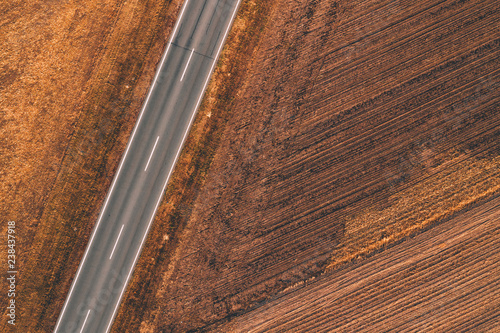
0,0,182,331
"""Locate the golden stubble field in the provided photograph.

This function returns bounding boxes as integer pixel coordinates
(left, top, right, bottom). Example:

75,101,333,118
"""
0,0,183,331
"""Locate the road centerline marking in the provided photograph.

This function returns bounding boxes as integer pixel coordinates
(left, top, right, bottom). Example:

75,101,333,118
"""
144,136,160,172
79,310,91,333
109,224,125,260
104,1,243,332
180,48,195,82
52,0,192,331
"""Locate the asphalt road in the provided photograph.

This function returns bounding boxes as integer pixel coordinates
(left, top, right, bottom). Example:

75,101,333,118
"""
53,0,241,332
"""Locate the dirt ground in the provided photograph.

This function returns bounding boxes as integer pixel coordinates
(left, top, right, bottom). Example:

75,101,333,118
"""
113,0,499,331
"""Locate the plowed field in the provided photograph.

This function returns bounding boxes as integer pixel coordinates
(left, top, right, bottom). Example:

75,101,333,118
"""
217,195,500,332
114,0,500,331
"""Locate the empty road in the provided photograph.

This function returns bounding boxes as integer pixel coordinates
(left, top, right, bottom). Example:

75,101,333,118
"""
53,0,241,332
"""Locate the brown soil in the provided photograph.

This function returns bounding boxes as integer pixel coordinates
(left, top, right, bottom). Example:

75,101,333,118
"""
0,0,182,331
112,0,499,331
217,194,500,332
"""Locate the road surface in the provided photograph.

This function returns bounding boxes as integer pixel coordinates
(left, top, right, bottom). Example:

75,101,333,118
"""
53,0,241,332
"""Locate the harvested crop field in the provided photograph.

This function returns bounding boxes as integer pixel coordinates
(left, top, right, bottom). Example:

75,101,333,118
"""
216,195,500,332
113,0,500,331
0,0,182,331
